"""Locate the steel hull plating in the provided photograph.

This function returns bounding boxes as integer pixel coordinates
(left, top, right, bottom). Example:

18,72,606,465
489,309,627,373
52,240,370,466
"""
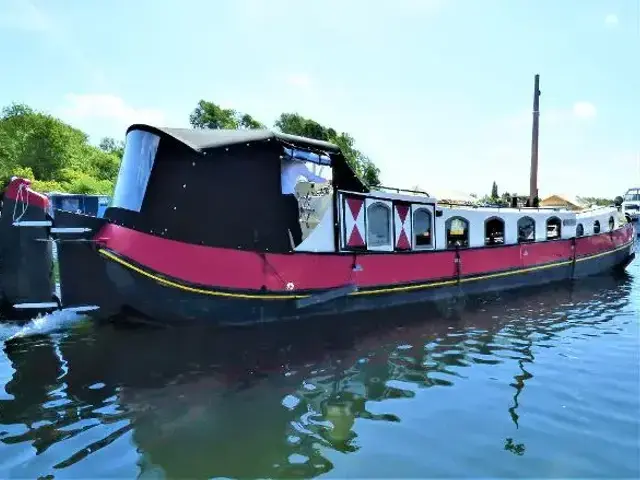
56,219,636,327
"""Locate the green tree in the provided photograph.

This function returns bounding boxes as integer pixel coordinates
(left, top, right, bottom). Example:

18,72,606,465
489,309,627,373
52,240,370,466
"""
99,137,125,158
189,100,265,130
275,113,380,187
491,181,499,199
576,196,614,207
188,102,381,187
0,103,118,194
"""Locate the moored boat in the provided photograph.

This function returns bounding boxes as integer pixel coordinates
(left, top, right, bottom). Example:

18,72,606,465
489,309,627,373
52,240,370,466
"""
0,75,635,325
621,187,640,228
0,123,633,325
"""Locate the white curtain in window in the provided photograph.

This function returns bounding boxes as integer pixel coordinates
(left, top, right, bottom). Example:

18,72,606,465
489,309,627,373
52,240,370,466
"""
367,204,391,246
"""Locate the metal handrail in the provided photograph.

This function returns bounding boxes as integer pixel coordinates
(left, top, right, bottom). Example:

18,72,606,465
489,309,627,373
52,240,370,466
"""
376,185,431,196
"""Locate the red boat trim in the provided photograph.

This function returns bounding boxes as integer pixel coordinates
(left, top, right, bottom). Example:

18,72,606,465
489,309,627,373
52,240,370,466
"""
4,177,49,210
96,223,634,292
99,248,305,300
97,240,633,300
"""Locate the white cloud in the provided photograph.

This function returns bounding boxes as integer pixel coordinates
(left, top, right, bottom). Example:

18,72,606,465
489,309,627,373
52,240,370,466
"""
572,101,597,119
285,73,312,89
57,94,166,128
604,14,619,27
0,0,53,31
370,97,612,199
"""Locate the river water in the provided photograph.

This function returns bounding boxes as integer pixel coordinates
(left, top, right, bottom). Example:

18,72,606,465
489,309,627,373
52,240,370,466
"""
0,261,639,478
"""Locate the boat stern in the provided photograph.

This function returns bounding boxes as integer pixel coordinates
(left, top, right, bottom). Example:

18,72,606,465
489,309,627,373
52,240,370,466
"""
51,210,121,318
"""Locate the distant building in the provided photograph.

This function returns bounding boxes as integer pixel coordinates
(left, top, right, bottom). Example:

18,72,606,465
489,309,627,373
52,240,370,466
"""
539,194,584,211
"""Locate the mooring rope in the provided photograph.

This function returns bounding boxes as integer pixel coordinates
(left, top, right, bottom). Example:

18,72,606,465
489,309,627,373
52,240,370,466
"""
12,182,30,224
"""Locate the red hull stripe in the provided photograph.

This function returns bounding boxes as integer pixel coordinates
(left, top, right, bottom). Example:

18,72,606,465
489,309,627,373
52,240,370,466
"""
97,223,634,293
97,235,633,300
4,178,49,211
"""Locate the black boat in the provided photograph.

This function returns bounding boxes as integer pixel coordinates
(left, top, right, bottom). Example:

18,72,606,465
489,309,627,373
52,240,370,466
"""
0,122,634,325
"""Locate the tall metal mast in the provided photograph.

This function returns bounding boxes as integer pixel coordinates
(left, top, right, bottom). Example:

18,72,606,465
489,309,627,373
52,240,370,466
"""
529,74,541,205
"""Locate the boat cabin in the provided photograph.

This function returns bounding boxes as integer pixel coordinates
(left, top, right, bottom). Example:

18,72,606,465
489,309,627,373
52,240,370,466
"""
621,187,640,223
296,188,618,253
106,125,620,255
105,125,366,253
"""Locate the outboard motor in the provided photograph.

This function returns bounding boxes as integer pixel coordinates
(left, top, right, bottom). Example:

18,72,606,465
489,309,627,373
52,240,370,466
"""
0,177,57,318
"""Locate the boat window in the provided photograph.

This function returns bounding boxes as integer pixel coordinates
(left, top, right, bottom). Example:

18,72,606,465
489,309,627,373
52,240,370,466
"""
446,216,469,249
608,216,615,231
484,217,504,246
517,216,536,243
593,220,601,234
576,223,584,237
546,216,562,240
367,202,391,247
60,197,82,213
283,146,331,166
413,208,432,248
623,190,640,202
111,130,160,212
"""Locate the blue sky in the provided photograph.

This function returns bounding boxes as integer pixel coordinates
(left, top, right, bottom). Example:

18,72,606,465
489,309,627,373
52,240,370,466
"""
1,0,638,198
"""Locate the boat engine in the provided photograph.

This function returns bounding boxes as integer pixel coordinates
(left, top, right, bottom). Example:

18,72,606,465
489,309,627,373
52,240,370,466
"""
0,177,57,318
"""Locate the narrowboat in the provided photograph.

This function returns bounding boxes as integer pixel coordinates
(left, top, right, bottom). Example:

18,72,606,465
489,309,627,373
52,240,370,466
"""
0,75,635,325
0,123,634,325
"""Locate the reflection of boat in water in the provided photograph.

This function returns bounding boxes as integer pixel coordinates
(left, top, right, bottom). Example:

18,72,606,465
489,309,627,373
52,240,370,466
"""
1,273,630,477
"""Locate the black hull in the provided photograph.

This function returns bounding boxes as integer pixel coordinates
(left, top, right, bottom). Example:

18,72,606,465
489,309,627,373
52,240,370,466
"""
53,210,119,317
0,197,56,319
77,240,635,328
48,211,637,328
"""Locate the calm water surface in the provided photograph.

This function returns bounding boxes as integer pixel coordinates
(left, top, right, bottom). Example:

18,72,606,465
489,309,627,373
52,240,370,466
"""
1,263,639,478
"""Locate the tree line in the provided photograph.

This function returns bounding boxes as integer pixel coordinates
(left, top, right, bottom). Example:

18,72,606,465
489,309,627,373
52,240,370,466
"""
0,100,380,195
480,182,613,207
189,100,380,186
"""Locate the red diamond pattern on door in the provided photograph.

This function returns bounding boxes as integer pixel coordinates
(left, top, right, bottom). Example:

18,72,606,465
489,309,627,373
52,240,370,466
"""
394,203,411,250
343,196,366,248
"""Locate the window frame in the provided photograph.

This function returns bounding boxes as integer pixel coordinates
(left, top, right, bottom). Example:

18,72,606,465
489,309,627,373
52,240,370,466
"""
546,216,562,240
576,223,584,237
484,216,505,246
445,215,470,249
593,220,601,234
412,206,435,250
517,216,536,243
365,199,393,252
110,130,161,213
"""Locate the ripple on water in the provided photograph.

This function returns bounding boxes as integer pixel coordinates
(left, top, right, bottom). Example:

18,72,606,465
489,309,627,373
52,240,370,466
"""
0,269,639,478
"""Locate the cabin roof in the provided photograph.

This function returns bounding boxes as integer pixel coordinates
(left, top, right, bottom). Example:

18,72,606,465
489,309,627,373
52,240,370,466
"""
126,123,370,194
127,124,342,154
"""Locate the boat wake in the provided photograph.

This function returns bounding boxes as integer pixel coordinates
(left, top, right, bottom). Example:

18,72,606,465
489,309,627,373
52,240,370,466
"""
0,309,89,342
